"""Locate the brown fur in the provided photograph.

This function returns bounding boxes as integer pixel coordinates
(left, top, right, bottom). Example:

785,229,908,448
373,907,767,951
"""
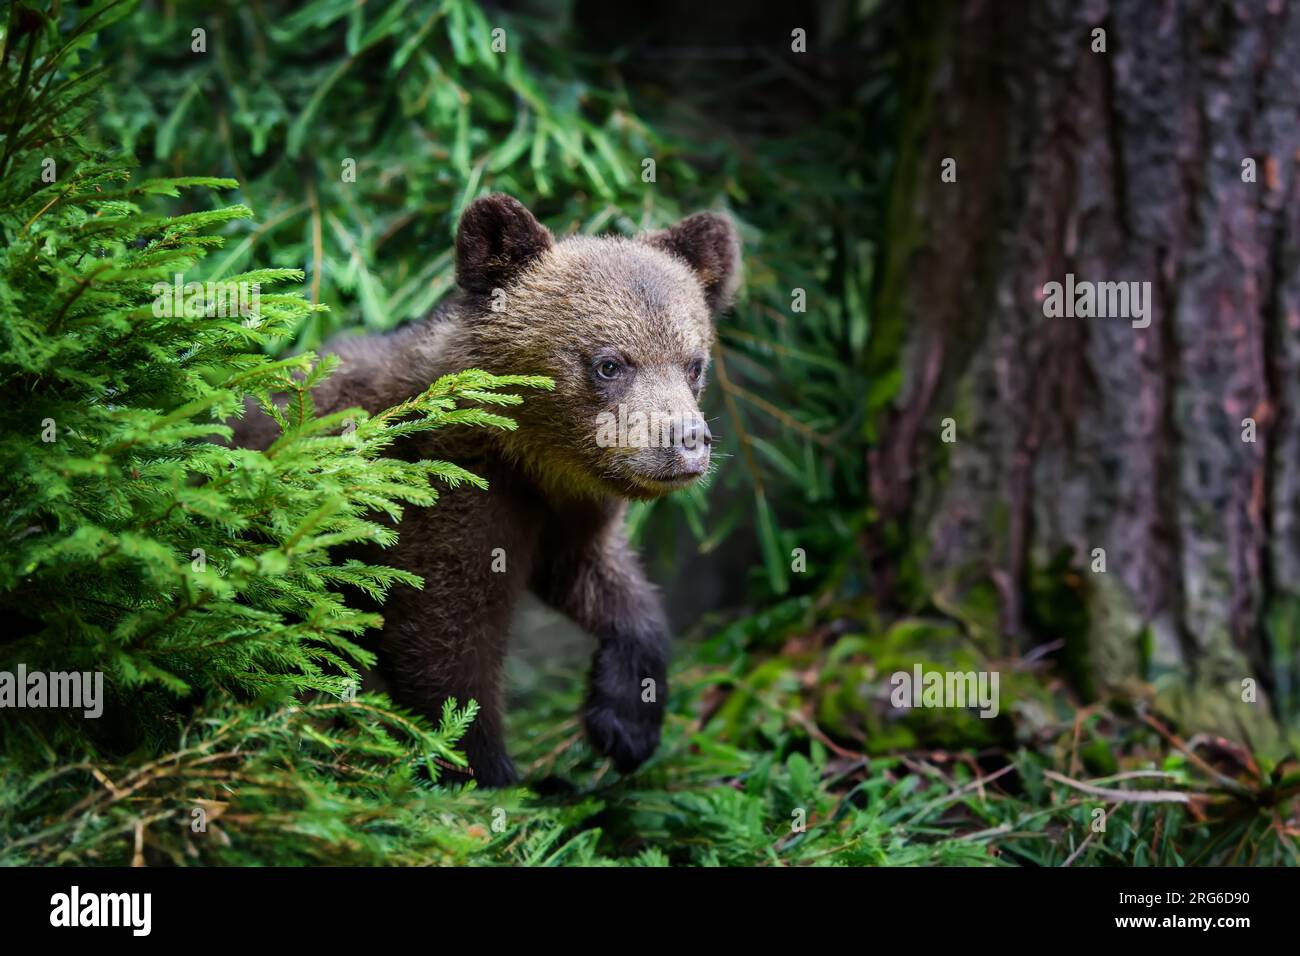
231,195,740,786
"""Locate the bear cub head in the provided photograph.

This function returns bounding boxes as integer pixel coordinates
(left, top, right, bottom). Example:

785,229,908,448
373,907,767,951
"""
454,194,741,502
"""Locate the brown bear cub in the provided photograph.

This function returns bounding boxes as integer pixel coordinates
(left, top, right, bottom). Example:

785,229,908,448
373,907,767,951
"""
232,195,740,786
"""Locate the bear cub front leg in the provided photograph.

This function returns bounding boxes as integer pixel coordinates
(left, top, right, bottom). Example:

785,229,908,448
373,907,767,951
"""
584,603,669,773
534,529,669,773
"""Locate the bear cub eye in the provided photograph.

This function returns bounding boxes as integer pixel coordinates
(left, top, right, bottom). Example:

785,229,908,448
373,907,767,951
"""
594,359,623,381
687,359,705,386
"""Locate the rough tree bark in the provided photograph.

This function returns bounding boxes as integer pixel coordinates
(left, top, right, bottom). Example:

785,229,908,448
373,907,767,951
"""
870,0,1300,741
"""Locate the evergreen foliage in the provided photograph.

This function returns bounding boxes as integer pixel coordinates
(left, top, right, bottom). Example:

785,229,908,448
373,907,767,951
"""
0,0,548,864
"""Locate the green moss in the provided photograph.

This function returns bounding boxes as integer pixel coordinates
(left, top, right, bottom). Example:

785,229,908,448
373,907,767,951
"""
1026,547,1095,700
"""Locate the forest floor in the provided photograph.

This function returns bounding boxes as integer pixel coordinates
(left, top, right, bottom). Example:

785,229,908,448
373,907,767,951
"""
417,598,1297,866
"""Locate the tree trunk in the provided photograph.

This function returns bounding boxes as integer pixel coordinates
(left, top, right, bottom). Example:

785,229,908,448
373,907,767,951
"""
870,0,1300,742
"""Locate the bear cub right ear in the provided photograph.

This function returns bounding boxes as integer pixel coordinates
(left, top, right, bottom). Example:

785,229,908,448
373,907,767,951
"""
642,211,741,315
455,194,555,295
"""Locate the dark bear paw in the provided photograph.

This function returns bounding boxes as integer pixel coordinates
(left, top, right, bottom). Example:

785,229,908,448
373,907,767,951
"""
471,750,520,788
438,749,519,789
583,700,662,774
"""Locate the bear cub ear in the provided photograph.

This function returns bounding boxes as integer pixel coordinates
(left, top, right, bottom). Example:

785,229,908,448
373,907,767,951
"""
643,212,741,315
455,194,555,295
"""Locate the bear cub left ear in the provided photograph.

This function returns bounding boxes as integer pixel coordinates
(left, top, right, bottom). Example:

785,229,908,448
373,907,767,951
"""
643,212,741,315
455,194,555,296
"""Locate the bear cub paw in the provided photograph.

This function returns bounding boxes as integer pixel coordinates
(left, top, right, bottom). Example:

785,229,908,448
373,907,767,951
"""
583,698,663,774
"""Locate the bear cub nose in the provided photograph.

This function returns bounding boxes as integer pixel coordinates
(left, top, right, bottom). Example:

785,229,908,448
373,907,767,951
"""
672,416,712,474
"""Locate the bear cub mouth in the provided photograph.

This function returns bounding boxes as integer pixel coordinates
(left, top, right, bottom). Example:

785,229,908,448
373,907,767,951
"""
623,454,711,494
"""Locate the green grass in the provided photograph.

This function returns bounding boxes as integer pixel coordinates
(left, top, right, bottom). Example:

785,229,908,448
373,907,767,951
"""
476,611,1300,867
8,600,1295,867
